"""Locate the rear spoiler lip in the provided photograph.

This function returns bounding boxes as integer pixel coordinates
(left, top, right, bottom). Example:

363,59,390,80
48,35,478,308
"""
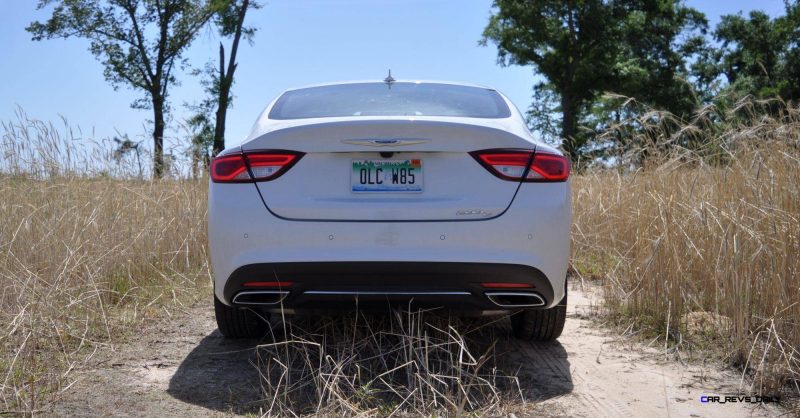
242,117,535,149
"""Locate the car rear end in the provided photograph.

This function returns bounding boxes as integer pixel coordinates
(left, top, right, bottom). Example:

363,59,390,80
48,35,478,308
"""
208,81,571,338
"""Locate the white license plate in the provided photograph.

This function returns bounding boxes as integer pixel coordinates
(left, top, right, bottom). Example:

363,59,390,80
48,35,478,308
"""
351,159,423,193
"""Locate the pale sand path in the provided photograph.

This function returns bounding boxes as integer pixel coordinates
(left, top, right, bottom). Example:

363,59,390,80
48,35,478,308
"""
50,285,783,417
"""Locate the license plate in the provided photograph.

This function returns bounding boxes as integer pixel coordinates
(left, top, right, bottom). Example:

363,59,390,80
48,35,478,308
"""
351,159,423,193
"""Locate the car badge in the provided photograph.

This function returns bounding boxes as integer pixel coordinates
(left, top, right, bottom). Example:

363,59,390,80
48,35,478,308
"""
342,139,431,147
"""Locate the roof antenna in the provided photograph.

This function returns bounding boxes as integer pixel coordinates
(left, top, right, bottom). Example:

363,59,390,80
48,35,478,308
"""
383,69,395,85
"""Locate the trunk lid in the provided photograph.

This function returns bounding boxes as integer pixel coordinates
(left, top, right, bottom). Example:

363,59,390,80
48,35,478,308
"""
242,118,535,221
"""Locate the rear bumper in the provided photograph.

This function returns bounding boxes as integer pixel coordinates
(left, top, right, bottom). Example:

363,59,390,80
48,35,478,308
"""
209,181,571,310
222,262,555,314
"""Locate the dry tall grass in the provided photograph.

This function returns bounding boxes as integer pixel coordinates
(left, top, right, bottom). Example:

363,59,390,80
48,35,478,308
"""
255,312,523,416
0,111,210,412
0,177,209,412
573,97,800,399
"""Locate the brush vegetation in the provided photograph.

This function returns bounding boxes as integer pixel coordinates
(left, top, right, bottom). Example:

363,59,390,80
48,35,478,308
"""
0,114,209,412
0,176,209,412
255,312,525,416
573,97,800,399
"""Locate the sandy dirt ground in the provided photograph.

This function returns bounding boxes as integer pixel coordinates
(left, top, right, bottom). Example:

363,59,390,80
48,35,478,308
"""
50,287,784,417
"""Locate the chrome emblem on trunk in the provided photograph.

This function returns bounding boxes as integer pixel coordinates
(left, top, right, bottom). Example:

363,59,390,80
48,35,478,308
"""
342,139,431,147
457,209,493,216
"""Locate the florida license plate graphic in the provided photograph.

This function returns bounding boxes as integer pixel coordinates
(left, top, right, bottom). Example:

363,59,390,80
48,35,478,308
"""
351,159,423,193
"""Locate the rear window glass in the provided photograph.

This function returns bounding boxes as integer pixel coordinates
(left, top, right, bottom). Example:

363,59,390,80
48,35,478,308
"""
268,82,511,119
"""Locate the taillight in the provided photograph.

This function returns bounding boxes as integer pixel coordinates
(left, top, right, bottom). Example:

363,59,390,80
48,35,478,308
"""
470,149,570,182
210,154,250,182
210,150,304,183
481,282,534,288
246,153,300,181
242,281,293,287
529,153,571,181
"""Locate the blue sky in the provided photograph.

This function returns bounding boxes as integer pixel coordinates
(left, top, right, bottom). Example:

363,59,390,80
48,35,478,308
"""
0,0,788,155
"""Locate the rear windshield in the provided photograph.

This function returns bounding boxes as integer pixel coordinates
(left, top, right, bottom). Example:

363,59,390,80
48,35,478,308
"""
268,82,512,119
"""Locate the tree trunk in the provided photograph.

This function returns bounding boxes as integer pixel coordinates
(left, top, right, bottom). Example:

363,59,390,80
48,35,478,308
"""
191,143,200,180
153,99,165,178
212,0,249,157
213,96,227,156
560,94,580,163
213,43,229,156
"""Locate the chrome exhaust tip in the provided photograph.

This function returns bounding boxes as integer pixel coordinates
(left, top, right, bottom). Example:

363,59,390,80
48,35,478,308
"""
485,292,546,308
232,290,289,306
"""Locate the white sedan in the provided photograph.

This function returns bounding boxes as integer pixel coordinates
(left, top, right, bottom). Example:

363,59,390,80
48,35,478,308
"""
208,80,571,341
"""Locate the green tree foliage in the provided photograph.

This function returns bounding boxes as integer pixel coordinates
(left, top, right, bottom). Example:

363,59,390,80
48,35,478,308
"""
482,0,619,162
27,0,218,178
483,0,706,163
612,0,707,118
597,1,707,156
783,2,800,101
705,2,800,101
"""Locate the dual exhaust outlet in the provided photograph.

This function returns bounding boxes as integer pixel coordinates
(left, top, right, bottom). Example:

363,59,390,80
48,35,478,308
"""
483,292,545,307
232,290,289,305
232,289,546,308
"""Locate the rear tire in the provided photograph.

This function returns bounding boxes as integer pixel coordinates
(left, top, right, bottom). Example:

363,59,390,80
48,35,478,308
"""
214,295,271,338
511,289,567,342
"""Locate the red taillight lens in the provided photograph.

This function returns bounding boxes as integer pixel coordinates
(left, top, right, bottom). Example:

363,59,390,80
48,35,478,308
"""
481,282,534,288
529,152,571,181
473,151,532,180
210,154,250,182
470,149,570,182
242,281,293,287
245,153,300,181
210,150,303,183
